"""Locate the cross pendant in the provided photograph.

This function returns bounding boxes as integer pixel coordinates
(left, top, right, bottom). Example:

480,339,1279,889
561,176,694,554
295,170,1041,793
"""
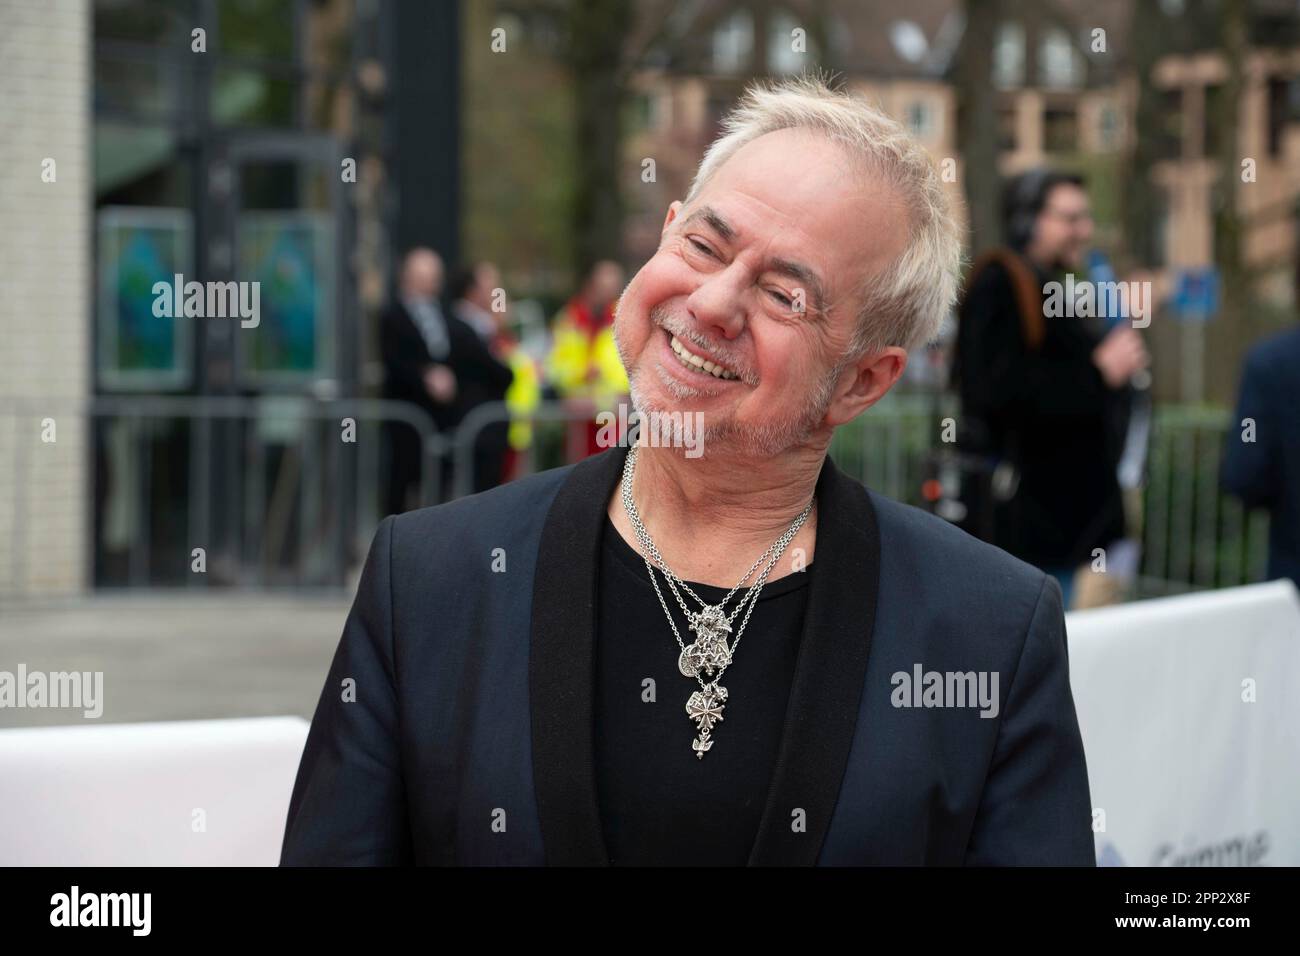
685,684,728,759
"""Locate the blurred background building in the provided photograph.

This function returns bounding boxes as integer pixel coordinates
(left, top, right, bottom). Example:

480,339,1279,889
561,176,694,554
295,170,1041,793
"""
2,0,460,598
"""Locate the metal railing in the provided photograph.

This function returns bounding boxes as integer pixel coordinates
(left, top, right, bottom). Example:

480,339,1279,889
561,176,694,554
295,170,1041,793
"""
824,399,1271,597
1,395,444,596
1138,406,1270,596
0,394,1273,600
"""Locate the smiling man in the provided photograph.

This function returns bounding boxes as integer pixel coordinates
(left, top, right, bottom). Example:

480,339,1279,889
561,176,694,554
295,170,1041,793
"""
281,77,1095,866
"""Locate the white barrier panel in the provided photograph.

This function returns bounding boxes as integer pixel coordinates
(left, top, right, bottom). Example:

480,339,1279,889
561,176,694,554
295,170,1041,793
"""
0,716,308,866
1067,580,1300,866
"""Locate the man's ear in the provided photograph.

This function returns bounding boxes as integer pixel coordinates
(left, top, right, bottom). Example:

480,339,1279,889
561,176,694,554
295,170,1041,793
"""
824,346,908,428
662,200,683,235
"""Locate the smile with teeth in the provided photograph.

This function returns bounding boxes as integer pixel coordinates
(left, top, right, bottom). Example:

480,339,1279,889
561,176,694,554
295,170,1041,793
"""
669,334,739,381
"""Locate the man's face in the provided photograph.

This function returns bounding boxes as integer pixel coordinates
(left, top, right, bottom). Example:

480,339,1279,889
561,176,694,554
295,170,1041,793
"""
403,250,444,300
473,264,500,311
613,127,909,457
1032,183,1093,271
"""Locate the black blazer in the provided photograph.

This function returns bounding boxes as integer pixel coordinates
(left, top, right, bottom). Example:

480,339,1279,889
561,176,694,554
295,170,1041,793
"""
1221,325,1300,589
379,300,512,434
281,445,1095,865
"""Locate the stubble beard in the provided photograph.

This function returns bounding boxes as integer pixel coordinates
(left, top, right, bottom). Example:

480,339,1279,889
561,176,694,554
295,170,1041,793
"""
618,302,843,459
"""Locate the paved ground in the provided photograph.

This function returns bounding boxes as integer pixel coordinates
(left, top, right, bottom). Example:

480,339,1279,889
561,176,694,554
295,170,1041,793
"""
0,594,353,727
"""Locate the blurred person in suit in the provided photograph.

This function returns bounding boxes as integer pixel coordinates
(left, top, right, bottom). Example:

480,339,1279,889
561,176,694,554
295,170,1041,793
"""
447,262,516,492
1221,256,1300,591
450,262,543,483
380,248,457,514
449,261,501,343
380,249,515,509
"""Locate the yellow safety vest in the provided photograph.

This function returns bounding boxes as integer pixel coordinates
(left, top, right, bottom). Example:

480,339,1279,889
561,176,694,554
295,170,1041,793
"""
503,345,541,451
545,304,629,409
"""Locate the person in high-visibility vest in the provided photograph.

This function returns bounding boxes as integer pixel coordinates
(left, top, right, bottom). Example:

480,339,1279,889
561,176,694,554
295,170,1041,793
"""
501,345,540,473
545,260,629,459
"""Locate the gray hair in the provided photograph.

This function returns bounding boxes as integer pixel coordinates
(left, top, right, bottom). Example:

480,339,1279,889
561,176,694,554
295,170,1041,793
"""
685,75,964,356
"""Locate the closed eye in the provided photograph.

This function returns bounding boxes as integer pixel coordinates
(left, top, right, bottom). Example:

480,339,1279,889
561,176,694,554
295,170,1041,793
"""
687,237,717,259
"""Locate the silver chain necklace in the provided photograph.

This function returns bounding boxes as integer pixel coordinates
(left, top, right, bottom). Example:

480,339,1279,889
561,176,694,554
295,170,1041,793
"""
620,444,813,759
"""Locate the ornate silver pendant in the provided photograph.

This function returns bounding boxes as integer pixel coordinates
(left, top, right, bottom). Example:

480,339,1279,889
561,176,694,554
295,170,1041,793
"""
686,683,727,759
678,606,734,678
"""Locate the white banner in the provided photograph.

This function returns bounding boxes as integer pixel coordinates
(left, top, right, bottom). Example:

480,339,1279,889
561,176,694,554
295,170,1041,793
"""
0,716,308,865
1067,580,1300,866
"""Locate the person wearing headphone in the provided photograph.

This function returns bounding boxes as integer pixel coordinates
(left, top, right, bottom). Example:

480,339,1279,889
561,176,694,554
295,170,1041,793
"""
950,169,1149,608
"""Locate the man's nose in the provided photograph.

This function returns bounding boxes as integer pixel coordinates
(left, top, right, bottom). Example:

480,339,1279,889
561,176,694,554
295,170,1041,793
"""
685,265,747,339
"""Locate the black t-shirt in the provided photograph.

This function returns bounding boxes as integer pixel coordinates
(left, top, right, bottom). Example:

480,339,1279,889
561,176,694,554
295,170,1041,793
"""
594,514,814,865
